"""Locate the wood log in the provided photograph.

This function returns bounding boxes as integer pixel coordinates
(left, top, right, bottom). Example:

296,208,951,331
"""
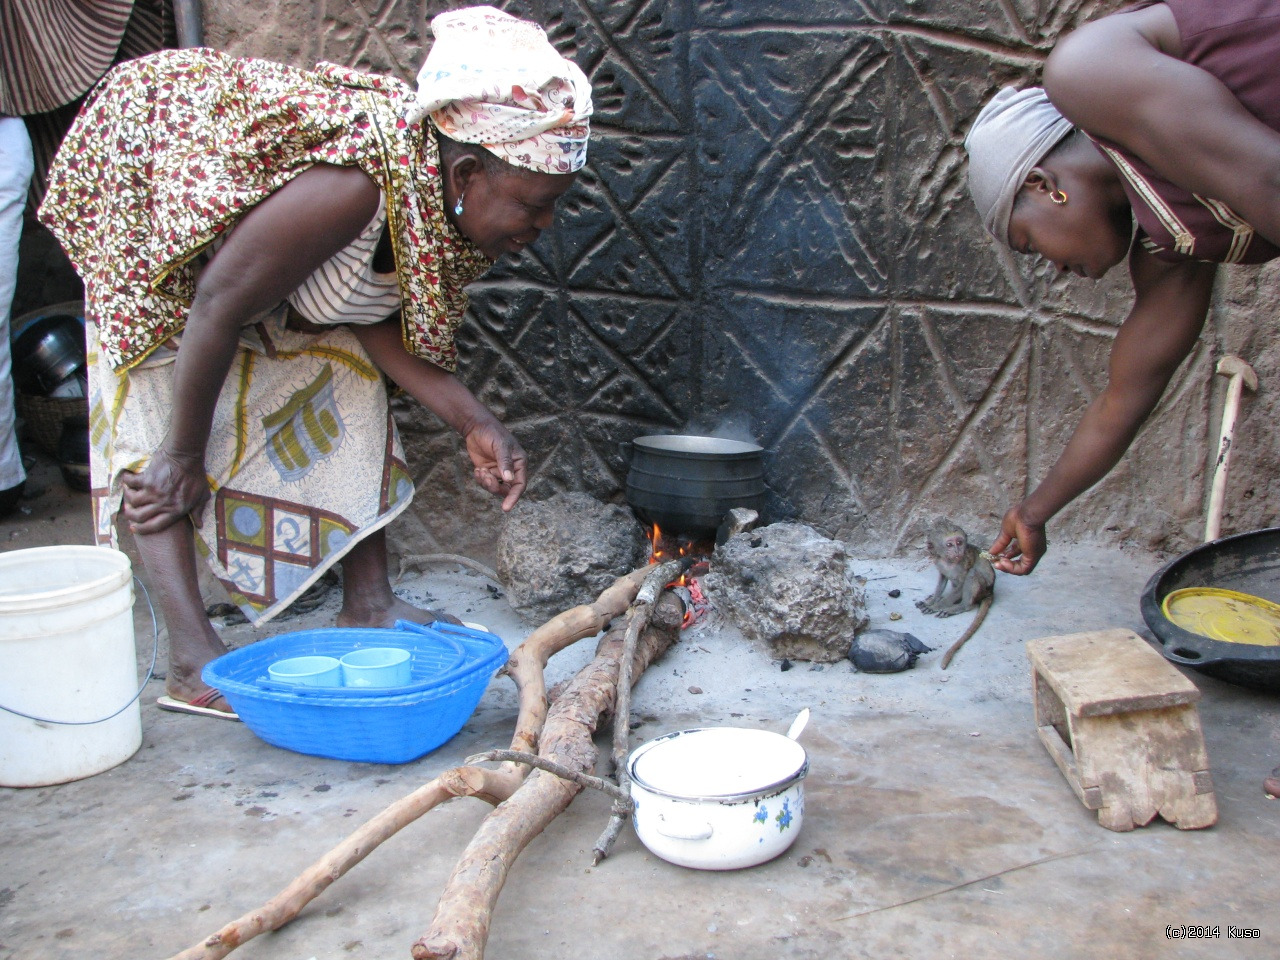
165,565,656,960
411,591,685,960
593,559,681,863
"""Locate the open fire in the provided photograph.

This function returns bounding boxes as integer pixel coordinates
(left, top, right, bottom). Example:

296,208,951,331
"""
647,523,713,627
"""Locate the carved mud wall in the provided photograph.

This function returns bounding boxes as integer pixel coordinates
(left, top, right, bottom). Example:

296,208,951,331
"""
203,0,1280,561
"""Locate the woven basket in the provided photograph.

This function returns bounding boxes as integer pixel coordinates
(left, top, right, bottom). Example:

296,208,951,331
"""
15,392,88,457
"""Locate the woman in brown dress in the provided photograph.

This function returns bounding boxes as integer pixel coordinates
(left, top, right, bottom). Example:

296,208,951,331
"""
965,0,1280,577
965,0,1280,799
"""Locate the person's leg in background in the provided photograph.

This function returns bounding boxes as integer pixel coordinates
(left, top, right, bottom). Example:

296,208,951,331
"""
0,116,33,518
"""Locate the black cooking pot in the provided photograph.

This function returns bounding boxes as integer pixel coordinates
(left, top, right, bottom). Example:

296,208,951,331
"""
12,313,86,395
1139,526,1280,692
624,434,765,538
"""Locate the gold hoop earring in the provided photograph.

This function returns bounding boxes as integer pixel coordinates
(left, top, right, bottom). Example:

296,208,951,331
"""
1050,189,1068,205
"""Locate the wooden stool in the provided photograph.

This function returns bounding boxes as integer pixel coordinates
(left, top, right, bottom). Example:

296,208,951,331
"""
1026,628,1217,832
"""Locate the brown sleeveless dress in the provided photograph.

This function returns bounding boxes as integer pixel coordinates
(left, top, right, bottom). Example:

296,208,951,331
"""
1090,0,1280,265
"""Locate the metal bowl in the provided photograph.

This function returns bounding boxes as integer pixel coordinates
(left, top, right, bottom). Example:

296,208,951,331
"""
12,314,86,395
1139,527,1280,691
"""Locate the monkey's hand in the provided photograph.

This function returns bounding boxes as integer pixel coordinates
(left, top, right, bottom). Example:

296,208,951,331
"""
989,505,1046,576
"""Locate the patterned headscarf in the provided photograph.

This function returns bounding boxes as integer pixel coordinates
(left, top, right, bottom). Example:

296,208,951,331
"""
407,5,593,174
964,86,1074,246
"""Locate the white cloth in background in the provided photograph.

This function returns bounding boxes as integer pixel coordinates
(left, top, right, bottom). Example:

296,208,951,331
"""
0,116,33,491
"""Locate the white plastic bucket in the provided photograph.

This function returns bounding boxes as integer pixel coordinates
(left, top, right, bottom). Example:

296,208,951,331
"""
0,545,142,787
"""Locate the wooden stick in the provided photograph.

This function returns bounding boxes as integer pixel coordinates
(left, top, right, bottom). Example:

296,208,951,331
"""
164,565,655,960
465,749,631,803
412,592,685,960
503,565,653,761
593,560,681,863
167,771,503,960
1204,356,1258,541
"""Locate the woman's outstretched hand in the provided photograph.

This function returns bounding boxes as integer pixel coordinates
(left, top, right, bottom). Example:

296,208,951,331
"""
464,420,527,512
988,504,1047,576
119,448,210,535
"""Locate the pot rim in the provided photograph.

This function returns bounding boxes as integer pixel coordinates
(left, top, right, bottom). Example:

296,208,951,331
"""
633,434,762,457
627,726,809,803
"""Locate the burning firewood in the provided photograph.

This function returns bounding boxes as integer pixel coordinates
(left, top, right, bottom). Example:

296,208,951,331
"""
166,563,683,960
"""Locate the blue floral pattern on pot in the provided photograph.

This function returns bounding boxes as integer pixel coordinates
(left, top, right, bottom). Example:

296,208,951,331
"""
753,805,768,825
774,796,794,832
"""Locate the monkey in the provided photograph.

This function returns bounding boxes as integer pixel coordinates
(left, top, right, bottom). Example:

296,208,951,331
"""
915,518,995,669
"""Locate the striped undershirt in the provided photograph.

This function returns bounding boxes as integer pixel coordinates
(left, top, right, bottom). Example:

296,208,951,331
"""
287,194,402,326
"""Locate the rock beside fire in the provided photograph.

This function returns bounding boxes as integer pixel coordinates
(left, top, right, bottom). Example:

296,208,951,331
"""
497,492,650,623
705,522,868,663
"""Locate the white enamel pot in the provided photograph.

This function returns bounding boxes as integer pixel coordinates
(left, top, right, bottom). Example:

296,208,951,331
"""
627,717,808,871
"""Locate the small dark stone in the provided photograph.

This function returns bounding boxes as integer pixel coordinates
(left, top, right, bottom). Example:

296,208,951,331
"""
780,658,793,672
847,629,932,673
888,588,901,598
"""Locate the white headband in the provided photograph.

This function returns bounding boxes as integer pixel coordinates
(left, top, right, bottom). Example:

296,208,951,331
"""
407,5,593,174
964,86,1074,245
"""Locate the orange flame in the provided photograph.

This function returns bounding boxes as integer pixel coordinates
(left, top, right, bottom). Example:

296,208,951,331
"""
646,524,713,628
648,523,693,586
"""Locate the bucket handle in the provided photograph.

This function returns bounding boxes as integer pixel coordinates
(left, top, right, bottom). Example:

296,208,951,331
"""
0,575,159,726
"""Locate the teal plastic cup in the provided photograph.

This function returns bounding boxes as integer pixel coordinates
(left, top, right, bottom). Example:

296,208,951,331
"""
339,647,412,688
268,655,342,686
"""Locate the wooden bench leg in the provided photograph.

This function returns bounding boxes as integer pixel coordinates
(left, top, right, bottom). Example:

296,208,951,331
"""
1071,706,1217,832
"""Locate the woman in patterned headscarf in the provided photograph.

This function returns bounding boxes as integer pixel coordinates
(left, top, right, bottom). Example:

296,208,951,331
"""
38,5,592,718
963,0,1280,580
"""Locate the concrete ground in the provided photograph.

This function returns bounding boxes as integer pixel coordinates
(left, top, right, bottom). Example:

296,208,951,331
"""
2,450,1278,960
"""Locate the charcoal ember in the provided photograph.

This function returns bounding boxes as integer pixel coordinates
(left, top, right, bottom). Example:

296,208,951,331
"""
847,629,932,673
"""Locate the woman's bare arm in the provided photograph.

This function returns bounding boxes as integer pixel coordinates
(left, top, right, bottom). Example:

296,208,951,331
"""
121,163,381,533
990,246,1217,573
1045,5,1280,247
351,319,528,511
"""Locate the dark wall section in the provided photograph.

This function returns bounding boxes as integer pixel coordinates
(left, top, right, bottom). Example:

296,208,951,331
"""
106,0,1280,559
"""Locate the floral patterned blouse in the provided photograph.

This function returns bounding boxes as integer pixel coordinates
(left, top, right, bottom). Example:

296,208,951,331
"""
39,47,492,372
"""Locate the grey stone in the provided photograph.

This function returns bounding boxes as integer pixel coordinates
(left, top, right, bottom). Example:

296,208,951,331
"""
705,522,868,663
496,492,649,624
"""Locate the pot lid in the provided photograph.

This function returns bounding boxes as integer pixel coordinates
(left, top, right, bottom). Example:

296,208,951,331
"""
629,727,807,799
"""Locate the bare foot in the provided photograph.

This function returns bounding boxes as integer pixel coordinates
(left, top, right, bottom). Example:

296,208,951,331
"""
337,594,462,630
1265,766,1280,800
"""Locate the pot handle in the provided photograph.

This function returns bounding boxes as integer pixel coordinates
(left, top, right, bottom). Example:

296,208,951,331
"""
654,812,713,841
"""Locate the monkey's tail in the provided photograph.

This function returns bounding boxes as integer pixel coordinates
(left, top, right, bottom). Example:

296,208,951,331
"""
939,596,992,670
